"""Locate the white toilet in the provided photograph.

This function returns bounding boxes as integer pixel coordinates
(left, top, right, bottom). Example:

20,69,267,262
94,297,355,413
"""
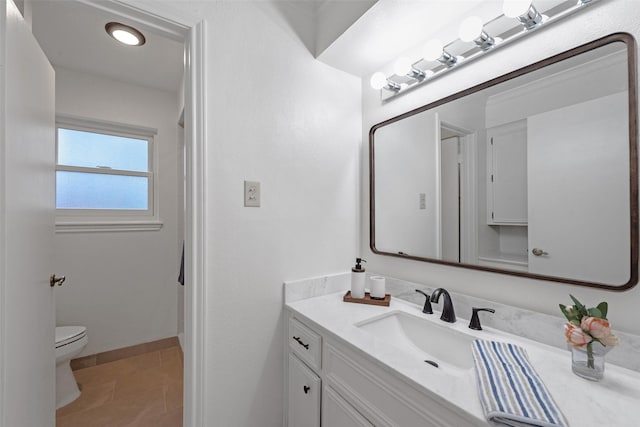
55,326,88,409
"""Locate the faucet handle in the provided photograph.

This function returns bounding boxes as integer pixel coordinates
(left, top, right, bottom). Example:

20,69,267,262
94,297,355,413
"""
469,307,495,330
415,289,433,314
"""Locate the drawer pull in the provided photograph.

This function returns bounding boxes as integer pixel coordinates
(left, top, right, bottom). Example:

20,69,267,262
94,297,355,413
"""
303,385,310,394
293,336,309,350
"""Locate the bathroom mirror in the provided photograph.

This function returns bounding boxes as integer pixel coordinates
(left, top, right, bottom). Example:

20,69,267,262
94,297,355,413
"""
370,33,638,290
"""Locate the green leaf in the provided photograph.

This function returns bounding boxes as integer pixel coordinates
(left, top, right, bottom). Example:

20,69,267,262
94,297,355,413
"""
588,307,602,318
570,294,588,317
597,302,608,319
559,304,570,320
559,304,580,322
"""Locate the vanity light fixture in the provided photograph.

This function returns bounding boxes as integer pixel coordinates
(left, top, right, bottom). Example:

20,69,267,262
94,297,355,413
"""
423,39,458,67
458,16,496,50
371,0,600,100
105,22,146,46
394,57,428,80
370,72,401,92
503,0,544,30
393,57,412,75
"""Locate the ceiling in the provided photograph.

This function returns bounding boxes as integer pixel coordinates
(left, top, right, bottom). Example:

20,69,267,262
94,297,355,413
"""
315,0,575,77
28,0,568,91
316,0,488,77
31,0,184,94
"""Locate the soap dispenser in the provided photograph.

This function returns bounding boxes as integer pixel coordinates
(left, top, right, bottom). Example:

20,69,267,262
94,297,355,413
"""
351,258,366,299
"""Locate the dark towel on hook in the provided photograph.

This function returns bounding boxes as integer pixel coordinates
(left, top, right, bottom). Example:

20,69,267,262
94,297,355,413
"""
178,242,184,286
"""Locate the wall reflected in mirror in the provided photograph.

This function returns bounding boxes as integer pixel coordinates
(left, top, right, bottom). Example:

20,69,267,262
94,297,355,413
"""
370,34,637,289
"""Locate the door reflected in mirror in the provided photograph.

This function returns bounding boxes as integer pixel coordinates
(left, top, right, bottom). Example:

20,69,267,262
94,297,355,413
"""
370,34,638,290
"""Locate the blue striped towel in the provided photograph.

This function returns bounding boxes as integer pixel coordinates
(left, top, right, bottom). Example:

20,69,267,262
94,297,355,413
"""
472,340,569,427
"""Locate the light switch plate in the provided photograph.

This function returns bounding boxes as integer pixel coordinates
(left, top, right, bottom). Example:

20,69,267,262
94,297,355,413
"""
244,181,260,207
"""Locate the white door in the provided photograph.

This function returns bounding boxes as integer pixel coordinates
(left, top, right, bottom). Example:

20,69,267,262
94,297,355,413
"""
1,1,56,426
441,136,460,262
527,92,629,285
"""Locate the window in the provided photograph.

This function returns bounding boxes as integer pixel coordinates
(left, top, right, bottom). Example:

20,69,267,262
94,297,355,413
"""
55,116,160,232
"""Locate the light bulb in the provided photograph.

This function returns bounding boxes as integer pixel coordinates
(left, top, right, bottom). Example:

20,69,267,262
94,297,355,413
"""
112,29,141,46
370,72,388,90
458,16,484,42
393,57,413,76
105,22,146,46
423,39,444,62
503,0,532,18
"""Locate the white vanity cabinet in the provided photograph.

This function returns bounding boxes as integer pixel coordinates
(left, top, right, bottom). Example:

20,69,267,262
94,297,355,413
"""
285,312,480,427
288,317,323,427
486,120,527,225
322,385,373,427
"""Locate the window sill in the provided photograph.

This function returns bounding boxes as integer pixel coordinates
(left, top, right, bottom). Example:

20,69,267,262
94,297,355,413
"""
56,220,163,233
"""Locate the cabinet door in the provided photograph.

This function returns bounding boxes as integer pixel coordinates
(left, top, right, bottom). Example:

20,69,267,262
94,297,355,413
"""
487,120,528,225
288,354,321,427
322,386,373,427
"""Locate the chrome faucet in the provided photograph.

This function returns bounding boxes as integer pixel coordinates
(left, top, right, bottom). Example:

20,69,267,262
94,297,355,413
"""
430,288,456,323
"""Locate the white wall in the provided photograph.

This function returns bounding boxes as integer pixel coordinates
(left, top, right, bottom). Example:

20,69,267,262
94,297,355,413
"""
121,1,361,426
54,67,181,356
201,4,360,426
362,0,640,335
374,111,438,257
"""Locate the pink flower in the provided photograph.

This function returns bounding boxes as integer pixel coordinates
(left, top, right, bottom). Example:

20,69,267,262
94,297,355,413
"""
599,333,620,346
581,317,612,340
565,323,592,348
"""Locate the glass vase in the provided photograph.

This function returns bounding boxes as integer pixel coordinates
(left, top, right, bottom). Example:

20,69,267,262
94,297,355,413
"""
571,342,611,381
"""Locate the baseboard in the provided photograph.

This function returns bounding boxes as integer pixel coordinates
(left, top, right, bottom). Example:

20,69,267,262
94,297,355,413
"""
70,336,180,370
178,332,184,351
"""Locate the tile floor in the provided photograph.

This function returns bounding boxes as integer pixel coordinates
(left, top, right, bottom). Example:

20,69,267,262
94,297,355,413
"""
56,345,183,427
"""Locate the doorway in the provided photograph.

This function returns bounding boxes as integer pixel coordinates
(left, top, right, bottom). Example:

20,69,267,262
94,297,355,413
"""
440,134,461,262
439,121,477,265
15,1,206,425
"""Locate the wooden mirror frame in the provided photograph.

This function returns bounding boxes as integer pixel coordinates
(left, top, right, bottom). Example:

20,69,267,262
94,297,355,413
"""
369,33,638,291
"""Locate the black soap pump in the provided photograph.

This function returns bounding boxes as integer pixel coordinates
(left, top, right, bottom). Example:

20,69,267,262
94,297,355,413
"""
351,258,366,299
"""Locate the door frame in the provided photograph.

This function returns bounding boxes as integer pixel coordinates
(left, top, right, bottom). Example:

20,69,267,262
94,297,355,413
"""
0,1,208,425
439,120,478,265
1,2,9,424
99,3,208,426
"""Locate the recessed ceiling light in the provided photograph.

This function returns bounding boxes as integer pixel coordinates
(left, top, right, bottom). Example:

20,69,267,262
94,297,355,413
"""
105,22,146,47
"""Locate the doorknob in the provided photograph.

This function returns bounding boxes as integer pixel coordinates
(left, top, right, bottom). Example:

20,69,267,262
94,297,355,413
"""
50,274,66,287
532,248,549,256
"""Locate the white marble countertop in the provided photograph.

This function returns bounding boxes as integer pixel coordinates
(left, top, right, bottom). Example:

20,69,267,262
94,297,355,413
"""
286,291,640,426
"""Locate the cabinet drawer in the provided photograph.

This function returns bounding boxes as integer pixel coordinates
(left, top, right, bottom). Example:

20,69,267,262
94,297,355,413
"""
289,318,322,371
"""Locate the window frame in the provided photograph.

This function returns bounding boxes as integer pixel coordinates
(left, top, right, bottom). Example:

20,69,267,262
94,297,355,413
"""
55,115,162,232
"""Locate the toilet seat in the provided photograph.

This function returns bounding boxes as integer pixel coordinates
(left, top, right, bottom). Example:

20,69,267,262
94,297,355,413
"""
56,326,87,348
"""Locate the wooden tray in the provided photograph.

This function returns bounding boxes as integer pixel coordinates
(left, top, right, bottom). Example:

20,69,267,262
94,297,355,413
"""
343,291,391,307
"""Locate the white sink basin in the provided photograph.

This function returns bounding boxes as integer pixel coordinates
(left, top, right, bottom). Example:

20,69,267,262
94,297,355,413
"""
356,311,475,372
